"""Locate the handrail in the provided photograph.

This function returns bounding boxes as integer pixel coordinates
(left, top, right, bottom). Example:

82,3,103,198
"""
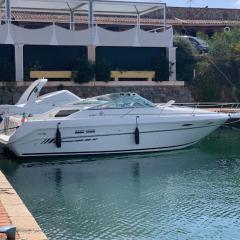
174,102,240,108
173,102,240,114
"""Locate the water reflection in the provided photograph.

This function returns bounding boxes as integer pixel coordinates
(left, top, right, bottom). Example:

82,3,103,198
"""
54,168,62,190
132,162,140,183
1,129,240,240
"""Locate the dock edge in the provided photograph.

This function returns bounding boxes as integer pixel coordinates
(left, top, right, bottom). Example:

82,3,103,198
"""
0,170,48,240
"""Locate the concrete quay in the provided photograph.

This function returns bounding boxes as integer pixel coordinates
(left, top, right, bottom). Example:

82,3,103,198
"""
0,171,47,240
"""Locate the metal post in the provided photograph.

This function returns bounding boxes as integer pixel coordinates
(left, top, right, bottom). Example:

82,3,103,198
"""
14,44,24,81
0,3,2,25
70,10,75,30
163,3,166,32
137,14,140,29
88,0,93,28
5,0,11,23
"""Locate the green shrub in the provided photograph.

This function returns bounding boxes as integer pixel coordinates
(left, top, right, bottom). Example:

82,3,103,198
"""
72,58,95,83
174,35,198,82
193,28,240,101
194,61,221,101
151,57,170,81
95,58,111,81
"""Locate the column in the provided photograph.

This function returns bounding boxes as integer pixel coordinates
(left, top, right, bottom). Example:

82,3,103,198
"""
14,44,24,81
167,47,176,81
87,46,96,81
88,0,93,29
70,10,75,31
137,14,140,29
87,45,96,63
5,0,11,23
163,3,166,32
0,10,2,25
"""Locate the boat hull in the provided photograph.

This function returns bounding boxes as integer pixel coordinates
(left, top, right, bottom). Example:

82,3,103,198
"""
6,116,226,157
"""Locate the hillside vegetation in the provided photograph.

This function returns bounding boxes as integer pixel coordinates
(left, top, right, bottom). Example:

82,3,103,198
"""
174,28,240,102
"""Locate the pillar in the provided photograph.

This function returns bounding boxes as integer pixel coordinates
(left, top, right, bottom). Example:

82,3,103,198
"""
14,44,24,81
70,10,75,31
87,45,96,81
167,47,176,81
5,0,11,23
137,14,140,29
87,45,96,63
88,0,93,29
163,3,166,32
0,11,2,25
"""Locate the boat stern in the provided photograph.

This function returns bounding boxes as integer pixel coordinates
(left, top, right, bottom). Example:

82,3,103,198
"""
0,115,22,146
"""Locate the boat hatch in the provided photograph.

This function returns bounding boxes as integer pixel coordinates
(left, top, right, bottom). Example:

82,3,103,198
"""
54,110,79,117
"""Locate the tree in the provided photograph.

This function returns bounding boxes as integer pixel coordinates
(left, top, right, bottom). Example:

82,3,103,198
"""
195,27,240,101
71,58,95,83
174,35,198,82
208,28,240,85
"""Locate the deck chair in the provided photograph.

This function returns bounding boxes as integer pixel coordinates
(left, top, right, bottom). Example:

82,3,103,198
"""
0,225,16,240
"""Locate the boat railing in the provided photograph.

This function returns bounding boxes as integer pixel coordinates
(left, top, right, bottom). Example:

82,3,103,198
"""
173,102,240,113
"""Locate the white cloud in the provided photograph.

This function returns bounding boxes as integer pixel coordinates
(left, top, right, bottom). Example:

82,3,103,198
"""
233,0,240,7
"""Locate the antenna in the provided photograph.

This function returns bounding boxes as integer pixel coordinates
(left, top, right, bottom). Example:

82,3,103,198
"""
187,0,193,7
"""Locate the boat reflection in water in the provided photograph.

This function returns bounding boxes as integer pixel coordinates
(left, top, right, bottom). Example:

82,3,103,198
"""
1,129,240,240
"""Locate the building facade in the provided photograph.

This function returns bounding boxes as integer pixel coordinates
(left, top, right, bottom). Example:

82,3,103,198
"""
0,1,239,82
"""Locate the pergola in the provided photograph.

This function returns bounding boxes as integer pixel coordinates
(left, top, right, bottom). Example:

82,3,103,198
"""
0,0,176,82
1,0,166,30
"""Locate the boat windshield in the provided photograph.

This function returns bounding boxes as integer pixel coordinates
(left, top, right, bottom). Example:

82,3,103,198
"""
73,93,155,109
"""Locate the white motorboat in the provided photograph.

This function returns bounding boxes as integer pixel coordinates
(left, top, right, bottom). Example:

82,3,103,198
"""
0,79,81,119
0,92,229,157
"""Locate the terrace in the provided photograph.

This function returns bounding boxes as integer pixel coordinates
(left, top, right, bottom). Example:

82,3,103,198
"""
0,0,176,83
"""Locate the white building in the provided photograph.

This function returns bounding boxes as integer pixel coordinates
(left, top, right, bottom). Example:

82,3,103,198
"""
0,0,177,82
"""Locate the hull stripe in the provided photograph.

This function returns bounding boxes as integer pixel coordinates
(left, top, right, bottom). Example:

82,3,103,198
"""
21,140,198,156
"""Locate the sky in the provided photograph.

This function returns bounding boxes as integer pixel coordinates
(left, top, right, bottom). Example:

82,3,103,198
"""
165,0,240,9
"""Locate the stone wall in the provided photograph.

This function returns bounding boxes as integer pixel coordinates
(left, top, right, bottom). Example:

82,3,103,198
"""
0,84,193,105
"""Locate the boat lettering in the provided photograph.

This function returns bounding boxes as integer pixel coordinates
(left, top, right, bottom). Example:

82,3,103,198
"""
86,129,95,133
75,130,84,134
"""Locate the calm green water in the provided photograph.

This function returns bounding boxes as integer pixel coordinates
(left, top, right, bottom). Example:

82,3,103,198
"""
1,128,240,240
